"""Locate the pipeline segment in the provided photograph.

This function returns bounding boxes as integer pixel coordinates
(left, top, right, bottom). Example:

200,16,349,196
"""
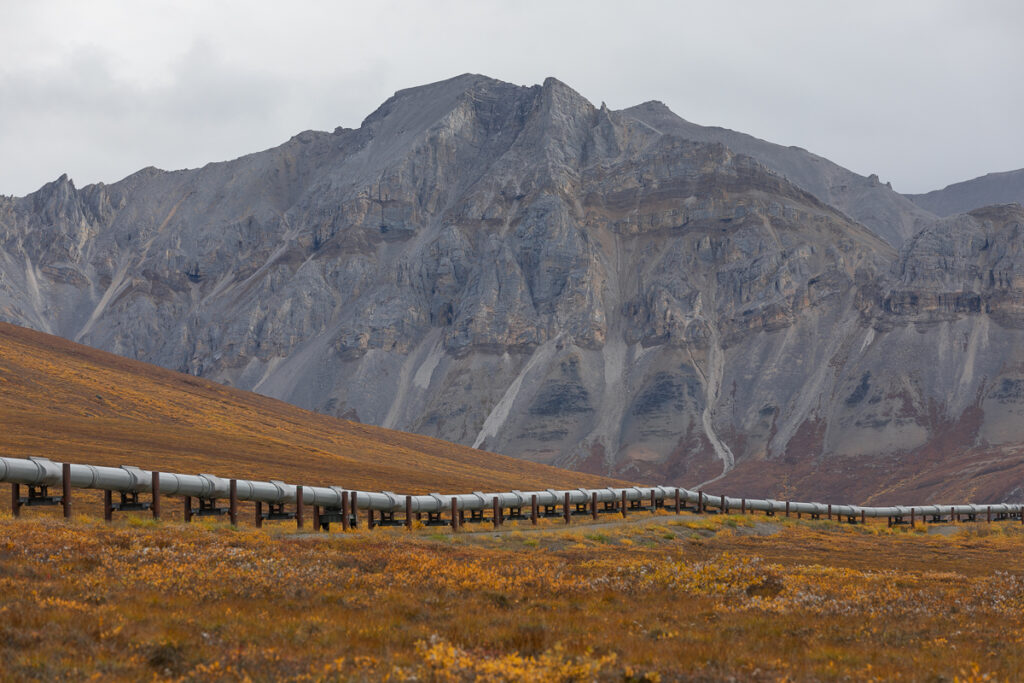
1,456,1021,519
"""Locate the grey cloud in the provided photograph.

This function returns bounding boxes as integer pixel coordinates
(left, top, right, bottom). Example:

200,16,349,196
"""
0,1,1022,196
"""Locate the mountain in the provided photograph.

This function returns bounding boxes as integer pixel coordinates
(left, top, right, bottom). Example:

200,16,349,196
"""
0,320,620,493
906,168,1024,216
2,73,1024,502
621,101,934,248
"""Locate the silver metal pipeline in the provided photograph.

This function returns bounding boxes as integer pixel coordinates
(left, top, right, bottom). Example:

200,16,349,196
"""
1,455,1021,520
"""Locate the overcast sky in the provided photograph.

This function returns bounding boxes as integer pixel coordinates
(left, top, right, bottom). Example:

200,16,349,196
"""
1,0,1021,197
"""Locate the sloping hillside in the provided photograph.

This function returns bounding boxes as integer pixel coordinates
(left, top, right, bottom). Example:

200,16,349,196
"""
0,321,623,492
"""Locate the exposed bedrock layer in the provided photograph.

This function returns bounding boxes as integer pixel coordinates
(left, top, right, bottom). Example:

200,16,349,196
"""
3,74,1024,501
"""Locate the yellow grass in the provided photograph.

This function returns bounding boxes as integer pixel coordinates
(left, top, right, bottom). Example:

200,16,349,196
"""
2,511,1023,681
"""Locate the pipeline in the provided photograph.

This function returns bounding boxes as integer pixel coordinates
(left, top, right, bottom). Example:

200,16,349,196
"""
1,455,1021,524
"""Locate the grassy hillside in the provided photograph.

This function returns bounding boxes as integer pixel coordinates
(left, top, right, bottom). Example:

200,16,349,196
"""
0,321,623,494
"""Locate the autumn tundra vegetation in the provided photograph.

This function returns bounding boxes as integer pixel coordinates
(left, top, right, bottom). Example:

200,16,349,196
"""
3,325,1024,680
3,504,1024,681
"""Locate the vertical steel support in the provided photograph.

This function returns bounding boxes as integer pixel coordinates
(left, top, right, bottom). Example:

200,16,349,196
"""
350,492,358,528
951,506,956,524
405,496,413,530
184,495,193,523
229,479,238,526
11,483,20,518
151,471,161,520
697,489,703,514
313,505,321,531
342,491,351,531
104,490,113,522
531,494,538,525
255,501,263,528
563,491,571,525
592,491,598,520
492,496,500,529
621,490,627,518
721,495,726,514
451,497,459,532
910,508,915,528
674,488,681,514
827,504,832,521
650,489,656,513
785,500,790,517
741,498,746,515
367,508,375,530
296,485,304,530
62,462,71,519
987,506,992,523
861,510,865,524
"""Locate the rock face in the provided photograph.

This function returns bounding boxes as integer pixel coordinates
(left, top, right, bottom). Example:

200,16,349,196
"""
3,74,1024,501
906,168,1024,217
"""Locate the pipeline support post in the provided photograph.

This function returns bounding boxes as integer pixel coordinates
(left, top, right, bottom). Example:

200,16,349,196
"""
592,491,599,520
296,486,304,530
531,494,538,525
11,483,20,518
563,492,571,525
103,490,113,522
492,496,500,529
367,507,375,530
674,489,681,514
406,495,413,530
721,495,727,514
62,463,71,519
451,497,459,532
341,491,351,531
785,501,790,518
621,490,627,518
229,479,238,526
151,472,160,520
350,492,358,529
184,495,193,523
650,489,657,513
910,508,916,528
741,498,746,515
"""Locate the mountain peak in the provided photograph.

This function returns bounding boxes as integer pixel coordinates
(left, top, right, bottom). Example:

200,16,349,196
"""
360,73,506,129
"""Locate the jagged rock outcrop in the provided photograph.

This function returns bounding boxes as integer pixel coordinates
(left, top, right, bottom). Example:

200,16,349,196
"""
3,74,1024,501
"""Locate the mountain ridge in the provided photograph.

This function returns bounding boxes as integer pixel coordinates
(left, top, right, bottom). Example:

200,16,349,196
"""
3,74,1024,501
906,168,1024,217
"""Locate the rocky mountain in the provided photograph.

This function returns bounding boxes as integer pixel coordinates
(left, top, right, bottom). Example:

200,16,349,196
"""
3,73,1024,502
906,168,1024,216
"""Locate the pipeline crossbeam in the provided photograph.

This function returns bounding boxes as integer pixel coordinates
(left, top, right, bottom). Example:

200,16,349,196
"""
1,455,1022,519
